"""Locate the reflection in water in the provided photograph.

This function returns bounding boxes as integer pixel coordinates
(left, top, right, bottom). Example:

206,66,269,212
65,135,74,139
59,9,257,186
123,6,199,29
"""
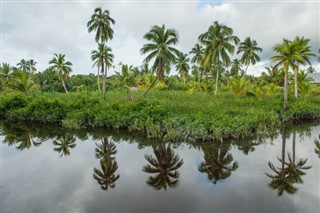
234,138,261,155
93,137,120,190
315,134,320,158
53,133,76,157
143,143,183,190
198,142,238,184
266,128,311,196
1,123,44,150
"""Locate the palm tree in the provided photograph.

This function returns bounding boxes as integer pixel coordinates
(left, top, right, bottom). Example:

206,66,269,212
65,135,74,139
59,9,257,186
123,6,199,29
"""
140,24,180,96
113,64,136,89
314,134,320,158
190,43,204,64
95,137,117,159
53,133,77,157
17,59,29,73
237,37,262,73
199,21,239,95
48,53,72,93
174,52,190,85
27,59,37,73
271,38,304,109
228,76,249,98
230,59,243,76
292,36,316,97
198,143,238,184
11,70,39,94
87,7,115,100
0,63,12,89
93,158,120,190
143,143,183,190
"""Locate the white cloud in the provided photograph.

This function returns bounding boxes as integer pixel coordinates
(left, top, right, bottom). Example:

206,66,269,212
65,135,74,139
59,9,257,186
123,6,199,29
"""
1,1,319,76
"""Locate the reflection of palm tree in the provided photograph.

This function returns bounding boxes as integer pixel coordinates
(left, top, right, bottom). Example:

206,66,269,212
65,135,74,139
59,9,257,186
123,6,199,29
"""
199,143,238,184
93,137,120,190
143,143,183,190
266,129,311,196
93,158,120,190
315,134,320,158
53,133,76,157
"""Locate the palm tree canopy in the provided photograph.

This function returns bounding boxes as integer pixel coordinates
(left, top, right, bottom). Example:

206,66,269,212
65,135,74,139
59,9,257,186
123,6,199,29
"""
140,24,180,78
87,7,115,43
292,36,316,66
48,53,73,80
175,52,190,77
91,43,114,70
189,43,204,64
199,21,239,69
237,37,262,66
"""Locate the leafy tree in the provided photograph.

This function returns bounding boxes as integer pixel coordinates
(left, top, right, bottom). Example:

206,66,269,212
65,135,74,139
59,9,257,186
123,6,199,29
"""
0,63,13,89
11,70,39,94
174,52,190,85
87,7,115,100
143,143,183,190
199,21,239,95
237,37,262,73
271,38,304,109
48,53,73,93
140,24,180,95
230,59,243,77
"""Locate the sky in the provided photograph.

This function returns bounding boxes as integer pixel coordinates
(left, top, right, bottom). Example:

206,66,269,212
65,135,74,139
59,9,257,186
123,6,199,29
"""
1,0,319,76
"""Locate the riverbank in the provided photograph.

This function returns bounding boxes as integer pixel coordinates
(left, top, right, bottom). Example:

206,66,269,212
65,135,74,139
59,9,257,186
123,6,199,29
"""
1,91,320,142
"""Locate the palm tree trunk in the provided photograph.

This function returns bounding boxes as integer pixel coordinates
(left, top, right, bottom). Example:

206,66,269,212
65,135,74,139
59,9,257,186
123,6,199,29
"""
281,125,286,171
292,131,296,163
143,76,158,96
294,67,298,98
283,67,288,110
61,78,68,93
245,63,249,74
97,66,101,92
103,64,107,100
214,57,220,96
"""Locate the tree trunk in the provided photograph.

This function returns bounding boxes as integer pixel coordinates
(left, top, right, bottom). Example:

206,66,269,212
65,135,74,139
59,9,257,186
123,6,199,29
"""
294,67,298,98
245,63,249,74
61,77,68,93
283,69,288,110
143,76,158,96
103,64,108,100
281,124,287,171
97,66,101,92
214,57,220,96
292,131,296,163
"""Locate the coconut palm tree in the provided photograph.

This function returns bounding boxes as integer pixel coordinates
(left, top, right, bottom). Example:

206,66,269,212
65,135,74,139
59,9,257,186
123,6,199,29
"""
17,59,29,73
140,24,180,96
228,76,250,98
198,143,238,184
230,59,243,76
27,59,37,73
143,143,183,190
174,52,190,85
11,70,39,95
199,21,239,95
95,137,117,160
237,37,262,73
190,43,204,64
48,53,72,93
292,36,316,97
0,63,12,89
87,7,115,100
271,38,304,109
53,133,77,157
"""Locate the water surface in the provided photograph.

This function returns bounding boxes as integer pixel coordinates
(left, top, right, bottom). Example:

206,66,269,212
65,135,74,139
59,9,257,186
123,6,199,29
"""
1,122,319,213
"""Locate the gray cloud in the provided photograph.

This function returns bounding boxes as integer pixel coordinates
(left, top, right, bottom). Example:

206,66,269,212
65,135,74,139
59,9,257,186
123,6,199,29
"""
2,1,319,76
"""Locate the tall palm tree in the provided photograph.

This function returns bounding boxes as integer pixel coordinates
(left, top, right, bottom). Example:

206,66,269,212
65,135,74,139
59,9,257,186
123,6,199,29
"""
199,21,239,95
198,143,238,184
95,137,117,159
0,63,12,89
292,36,316,97
271,38,304,109
91,43,114,92
87,7,115,100
53,133,77,157
230,59,243,76
17,59,29,73
174,52,190,85
27,59,37,73
190,43,204,64
237,37,262,73
140,24,180,96
48,53,72,93
143,143,183,190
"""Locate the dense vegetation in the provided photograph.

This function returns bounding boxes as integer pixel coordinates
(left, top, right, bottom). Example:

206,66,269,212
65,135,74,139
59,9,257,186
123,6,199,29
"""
1,7,319,142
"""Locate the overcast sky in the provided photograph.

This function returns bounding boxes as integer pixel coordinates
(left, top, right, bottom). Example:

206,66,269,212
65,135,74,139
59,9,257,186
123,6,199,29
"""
1,0,319,76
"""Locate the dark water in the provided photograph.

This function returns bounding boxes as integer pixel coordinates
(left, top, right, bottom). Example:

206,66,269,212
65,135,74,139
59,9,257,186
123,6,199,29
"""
1,121,319,213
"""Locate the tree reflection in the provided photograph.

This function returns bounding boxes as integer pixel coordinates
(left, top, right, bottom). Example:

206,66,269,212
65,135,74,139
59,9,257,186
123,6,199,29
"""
143,143,183,190
53,133,77,157
93,137,120,190
266,128,311,196
199,143,238,184
315,134,320,158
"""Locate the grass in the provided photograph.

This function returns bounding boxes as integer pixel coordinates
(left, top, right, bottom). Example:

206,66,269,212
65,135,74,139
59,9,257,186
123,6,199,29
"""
1,90,320,142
